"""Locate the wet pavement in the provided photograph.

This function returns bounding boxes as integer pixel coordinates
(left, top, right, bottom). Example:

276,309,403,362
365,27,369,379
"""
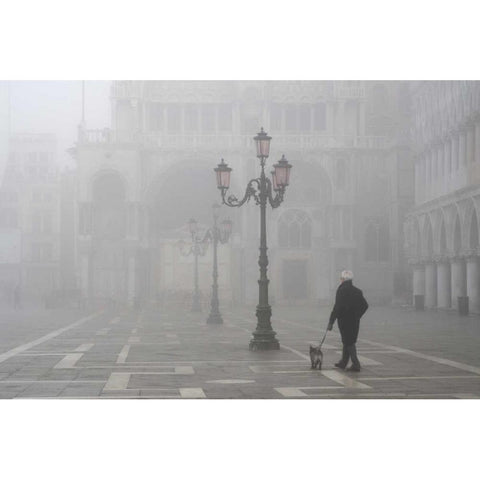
0,304,479,399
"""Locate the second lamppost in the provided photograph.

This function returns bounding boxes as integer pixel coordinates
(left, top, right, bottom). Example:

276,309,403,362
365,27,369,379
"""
185,218,209,312
214,128,292,350
206,204,232,324
182,205,232,320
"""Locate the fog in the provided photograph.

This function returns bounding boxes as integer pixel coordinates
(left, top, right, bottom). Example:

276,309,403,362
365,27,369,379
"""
0,80,479,318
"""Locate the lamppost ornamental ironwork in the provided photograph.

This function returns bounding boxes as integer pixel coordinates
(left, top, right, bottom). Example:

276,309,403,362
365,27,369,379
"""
178,219,209,312
214,128,292,350
205,204,232,324
179,206,232,318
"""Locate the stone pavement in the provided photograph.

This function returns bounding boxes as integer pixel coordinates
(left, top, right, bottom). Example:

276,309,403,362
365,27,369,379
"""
0,304,479,398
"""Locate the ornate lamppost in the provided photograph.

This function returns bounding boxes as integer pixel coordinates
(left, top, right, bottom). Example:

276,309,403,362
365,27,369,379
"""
178,219,209,312
206,204,232,324
178,206,232,317
214,128,292,350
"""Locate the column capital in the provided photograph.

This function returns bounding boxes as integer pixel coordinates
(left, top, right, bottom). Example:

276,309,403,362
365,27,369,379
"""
464,248,480,260
432,254,449,264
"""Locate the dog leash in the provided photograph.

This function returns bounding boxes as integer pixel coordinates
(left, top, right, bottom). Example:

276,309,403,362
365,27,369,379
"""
318,326,329,348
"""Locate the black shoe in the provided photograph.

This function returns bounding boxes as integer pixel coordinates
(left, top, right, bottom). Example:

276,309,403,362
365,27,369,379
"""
346,365,360,372
334,362,347,369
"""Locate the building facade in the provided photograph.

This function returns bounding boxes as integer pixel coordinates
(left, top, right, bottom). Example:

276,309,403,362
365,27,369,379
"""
404,81,480,313
0,133,61,306
71,81,413,308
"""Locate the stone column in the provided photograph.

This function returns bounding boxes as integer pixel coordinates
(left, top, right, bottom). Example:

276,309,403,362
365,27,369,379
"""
475,119,480,163
436,261,451,309
425,262,437,308
459,129,466,167
425,152,431,201
452,134,459,171
413,263,425,307
467,124,475,164
438,144,444,181
466,256,480,313
444,139,451,189
451,257,466,309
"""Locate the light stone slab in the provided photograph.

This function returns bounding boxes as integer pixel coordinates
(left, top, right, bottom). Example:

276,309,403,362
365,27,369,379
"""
363,339,480,375
179,388,206,398
96,328,110,336
116,345,130,364
75,343,94,352
320,370,372,389
206,379,255,384
54,353,84,369
0,312,101,364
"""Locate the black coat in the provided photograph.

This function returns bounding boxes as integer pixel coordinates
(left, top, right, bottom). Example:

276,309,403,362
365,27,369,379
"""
328,280,368,346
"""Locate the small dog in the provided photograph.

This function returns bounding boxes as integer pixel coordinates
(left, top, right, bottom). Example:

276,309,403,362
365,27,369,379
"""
309,345,323,370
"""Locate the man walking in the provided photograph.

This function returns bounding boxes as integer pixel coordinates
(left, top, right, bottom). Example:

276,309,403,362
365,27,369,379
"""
327,270,368,372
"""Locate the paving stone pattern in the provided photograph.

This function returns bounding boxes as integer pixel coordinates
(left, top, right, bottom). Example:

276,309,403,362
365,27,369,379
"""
0,305,479,399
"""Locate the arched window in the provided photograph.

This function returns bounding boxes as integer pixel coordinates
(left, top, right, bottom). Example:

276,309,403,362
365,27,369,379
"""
278,210,312,249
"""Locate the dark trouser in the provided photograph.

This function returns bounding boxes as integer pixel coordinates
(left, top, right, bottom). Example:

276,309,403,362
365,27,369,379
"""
337,343,360,368
337,345,350,367
338,317,360,368
347,344,360,368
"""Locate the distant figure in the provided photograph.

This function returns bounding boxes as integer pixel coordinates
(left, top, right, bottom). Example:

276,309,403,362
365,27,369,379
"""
327,270,368,372
13,284,21,310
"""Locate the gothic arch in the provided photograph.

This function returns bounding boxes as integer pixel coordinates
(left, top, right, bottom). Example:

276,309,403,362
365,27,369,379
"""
285,157,333,205
413,217,421,258
278,209,312,249
431,209,444,254
462,198,477,243
439,217,447,255
453,212,462,254
423,215,434,258
89,168,129,202
468,207,479,249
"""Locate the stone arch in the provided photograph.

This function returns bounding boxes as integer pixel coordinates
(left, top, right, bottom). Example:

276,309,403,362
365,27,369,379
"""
423,215,434,258
145,158,228,236
431,209,444,254
463,199,478,248
439,216,447,255
453,212,462,255
285,157,333,206
468,207,479,249
412,217,422,258
89,168,129,202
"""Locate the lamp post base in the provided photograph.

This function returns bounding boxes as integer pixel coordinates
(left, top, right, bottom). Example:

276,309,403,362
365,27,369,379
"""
206,312,223,324
249,333,280,351
249,305,280,350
